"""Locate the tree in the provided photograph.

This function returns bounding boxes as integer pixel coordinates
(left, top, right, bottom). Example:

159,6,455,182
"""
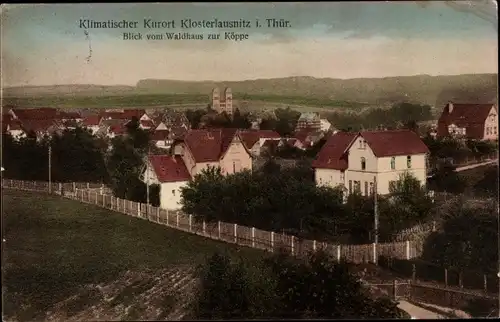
185,109,208,129
422,199,498,273
232,108,252,129
194,250,405,319
429,161,467,194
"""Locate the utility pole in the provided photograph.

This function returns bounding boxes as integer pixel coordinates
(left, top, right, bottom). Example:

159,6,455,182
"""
48,144,52,194
146,146,150,216
373,175,379,265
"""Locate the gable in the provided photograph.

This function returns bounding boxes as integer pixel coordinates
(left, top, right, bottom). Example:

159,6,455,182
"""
221,134,252,161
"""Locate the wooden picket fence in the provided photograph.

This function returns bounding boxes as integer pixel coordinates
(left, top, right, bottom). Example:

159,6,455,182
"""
2,179,420,264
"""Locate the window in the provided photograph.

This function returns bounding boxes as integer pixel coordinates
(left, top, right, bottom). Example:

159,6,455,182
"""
390,157,396,170
363,140,367,149
364,181,368,196
359,139,366,149
494,127,498,135
369,182,374,195
172,190,176,196
340,171,345,182
361,157,366,170
407,156,412,169
348,180,353,194
233,161,236,173
354,181,361,193
486,127,490,135
389,181,396,192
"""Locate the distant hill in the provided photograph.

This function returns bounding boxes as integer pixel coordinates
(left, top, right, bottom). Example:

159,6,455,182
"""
4,74,497,108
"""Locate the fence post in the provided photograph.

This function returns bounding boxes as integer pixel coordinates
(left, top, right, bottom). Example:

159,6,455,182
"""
459,271,463,289
157,207,160,223
203,220,206,235
189,214,192,232
291,236,295,256
234,223,237,243
484,274,488,293
444,268,448,288
59,183,62,195
176,213,180,228
337,245,341,262
393,280,398,300
406,240,410,259
218,221,221,239
111,196,114,210
165,210,169,225
137,203,141,217
251,227,255,248
270,231,274,252
372,243,377,264
313,240,316,252
412,264,416,282
87,182,89,189
73,182,76,192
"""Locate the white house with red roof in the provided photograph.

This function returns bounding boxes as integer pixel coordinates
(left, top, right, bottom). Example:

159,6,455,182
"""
81,115,102,135
142,155,191,210
141,129,252,209
239,130,281,156
312,130,429,196
437,102,498,141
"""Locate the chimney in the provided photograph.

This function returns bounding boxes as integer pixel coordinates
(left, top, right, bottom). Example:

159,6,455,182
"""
448,101,454,113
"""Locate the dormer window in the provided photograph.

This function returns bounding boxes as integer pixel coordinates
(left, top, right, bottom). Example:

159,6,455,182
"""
361,157,366,170
390,157,396,170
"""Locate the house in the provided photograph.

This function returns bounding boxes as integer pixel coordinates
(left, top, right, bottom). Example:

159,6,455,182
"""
20,119,63,139
58,111,83,123
211,87,233,116
163,110,190,129
101,109,146,121
139,120,155,130
142,155,191,210
296,112,321,132
82,115,102,135
151,130,172,150
142,128,252,210
8,107,59,120
320,118,332,132
239,130,281,156
293,129,324,149
2,114,25,139
437,102,498,141
279,138,306,150
312,130,429,197
171,128,252,177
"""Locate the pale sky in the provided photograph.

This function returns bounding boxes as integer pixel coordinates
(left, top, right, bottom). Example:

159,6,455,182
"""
1,2,498,87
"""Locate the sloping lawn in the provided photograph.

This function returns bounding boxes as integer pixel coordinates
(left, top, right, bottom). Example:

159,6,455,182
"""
2,189,265,321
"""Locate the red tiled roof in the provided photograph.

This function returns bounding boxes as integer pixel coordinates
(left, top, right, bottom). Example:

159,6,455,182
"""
82,115,102,126
21,119,60,133
239,130,281,149
109,125,127,135
140,120,155,128
11,108,59,120
101,109,145,120
58,111,82,119
311,132,357,170
359,130,429,157
182,128,239,162
151,130,170,141
148,155,191,183
437,103,496,139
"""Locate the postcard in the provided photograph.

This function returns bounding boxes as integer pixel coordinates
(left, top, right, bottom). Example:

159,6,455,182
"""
1,2,498,321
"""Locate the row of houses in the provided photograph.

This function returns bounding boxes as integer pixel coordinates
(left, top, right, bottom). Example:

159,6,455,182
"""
142,127,433,210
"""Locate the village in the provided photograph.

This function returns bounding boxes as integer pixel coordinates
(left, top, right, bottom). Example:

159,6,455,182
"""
2,88,498,210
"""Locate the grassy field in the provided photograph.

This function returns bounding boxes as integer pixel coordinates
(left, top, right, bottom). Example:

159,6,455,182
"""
2,189,266,321
2,93,366,113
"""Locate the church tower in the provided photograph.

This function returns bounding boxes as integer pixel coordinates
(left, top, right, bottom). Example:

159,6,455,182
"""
223,87,233,116
211,87,221,113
